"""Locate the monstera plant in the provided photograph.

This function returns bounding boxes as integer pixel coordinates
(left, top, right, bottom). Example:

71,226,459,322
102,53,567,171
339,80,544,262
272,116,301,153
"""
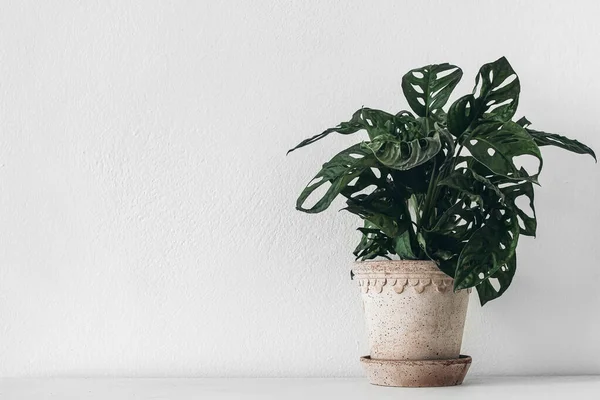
288,57,595,305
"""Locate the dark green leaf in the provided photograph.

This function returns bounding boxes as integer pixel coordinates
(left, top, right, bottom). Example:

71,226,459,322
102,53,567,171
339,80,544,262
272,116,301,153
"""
401,63,463,119
394,230,418,259
363,132,442,170
353,222,394,260
427,198,483,241
464,121,543,181
287,108,395,154
476,254,517,306
438,168,505,207
448,57,520,136
290,57,595,304
501,180,537,236
526,128,596,161
454,208,520,290
515,116,531,128
296,144,376,213
345,189,408,238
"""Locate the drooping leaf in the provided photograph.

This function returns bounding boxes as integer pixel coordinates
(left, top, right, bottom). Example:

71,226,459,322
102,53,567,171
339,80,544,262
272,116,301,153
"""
454,208,520,291
448,57,520,136
526,128,596,161
363,132,442,171
476,254,517,306
401,63,463,119
287,108,395,154
296,144,377,213
464,121,543,181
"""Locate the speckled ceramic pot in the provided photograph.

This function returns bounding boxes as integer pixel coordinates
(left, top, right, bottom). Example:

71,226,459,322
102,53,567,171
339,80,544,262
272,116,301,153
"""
353,260,470,361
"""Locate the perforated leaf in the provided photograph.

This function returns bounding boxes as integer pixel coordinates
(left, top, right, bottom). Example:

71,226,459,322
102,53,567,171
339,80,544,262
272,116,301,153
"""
402,64,463,119
364,133,442,171
296,144,377,213
448,57,520,136
501,180,537,236
454,208,520,290
464,122,542,181
475,254,517,306
289,57,596,305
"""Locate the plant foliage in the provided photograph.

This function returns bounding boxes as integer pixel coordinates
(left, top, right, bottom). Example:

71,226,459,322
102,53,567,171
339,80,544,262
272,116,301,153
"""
288,57,596,305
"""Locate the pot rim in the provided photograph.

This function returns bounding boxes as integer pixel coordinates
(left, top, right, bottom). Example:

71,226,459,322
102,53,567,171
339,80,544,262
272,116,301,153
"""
352,259,447,277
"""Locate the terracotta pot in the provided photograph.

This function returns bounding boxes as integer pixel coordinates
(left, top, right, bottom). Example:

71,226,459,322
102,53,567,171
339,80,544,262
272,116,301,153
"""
352,260,471,387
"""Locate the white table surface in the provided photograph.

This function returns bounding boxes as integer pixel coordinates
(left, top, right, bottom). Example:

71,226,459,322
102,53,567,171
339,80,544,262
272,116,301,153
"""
1,376,599,399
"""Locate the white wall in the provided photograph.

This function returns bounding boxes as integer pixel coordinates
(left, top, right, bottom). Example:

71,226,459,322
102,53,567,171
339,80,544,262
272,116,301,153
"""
1,0,599,377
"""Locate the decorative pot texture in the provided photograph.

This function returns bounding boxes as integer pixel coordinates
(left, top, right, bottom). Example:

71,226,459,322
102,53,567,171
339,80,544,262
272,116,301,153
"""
353,260,469,360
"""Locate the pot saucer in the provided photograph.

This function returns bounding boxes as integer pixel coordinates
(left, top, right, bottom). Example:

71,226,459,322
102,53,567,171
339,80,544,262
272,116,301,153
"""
360,355,472,387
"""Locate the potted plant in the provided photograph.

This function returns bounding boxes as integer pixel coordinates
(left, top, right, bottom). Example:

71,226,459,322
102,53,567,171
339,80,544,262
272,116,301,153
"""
287,57,595,387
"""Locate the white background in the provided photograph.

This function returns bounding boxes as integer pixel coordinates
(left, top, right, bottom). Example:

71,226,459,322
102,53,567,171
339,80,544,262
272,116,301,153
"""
0,0,599,378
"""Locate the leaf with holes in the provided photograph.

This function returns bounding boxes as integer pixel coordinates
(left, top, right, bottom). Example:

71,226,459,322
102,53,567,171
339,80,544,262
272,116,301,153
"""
500,180,537,236
476,254,517,306
289,57,596,304
363,132,442,171
461,158,535,235
438,168,505,207
464,121,543,181
296,144,377,213
402,64,463,120
448,57,520,136
427,199,483,241
526,128,597,161
454,208,520,291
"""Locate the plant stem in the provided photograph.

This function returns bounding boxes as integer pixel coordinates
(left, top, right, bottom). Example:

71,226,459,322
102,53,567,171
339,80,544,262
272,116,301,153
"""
419,158,438,231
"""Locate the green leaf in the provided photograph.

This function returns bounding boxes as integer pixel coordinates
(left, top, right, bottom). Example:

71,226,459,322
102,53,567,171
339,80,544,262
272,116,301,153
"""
401,63,463,119
526,128,596,161
447,95,474,138
464,121,543,181
353,222,394,261
515,116,531,128
290,57,595,304
462,158,536,236
344,188,408,237
287,108,395,154
394,230,418,259
427,198,483,241
501,180,537,236
363,132,442,171
454,208,520,291
435,124,456,171
296,144,376,213
438,168,505,207
448,57,520,136
476,254,517,306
